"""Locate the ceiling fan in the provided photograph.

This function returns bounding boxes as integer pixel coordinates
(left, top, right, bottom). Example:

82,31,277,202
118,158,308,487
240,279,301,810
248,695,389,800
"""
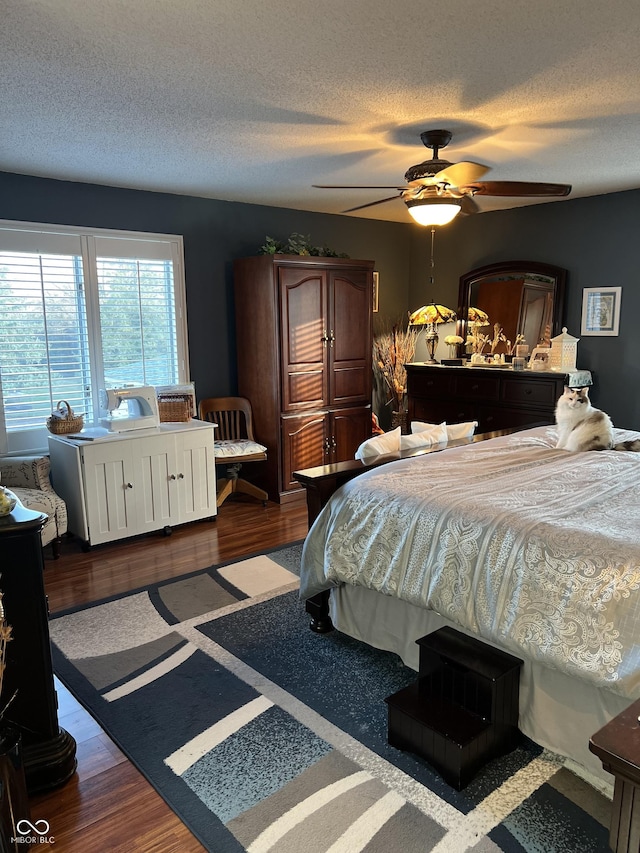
313,129,572,225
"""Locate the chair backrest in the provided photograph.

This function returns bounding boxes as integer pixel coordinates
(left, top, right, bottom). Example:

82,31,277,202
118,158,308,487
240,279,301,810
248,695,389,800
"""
198,396,256,443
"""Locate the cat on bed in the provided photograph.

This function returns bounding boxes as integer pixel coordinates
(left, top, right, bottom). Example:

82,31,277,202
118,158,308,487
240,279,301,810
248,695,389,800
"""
555,386,640,452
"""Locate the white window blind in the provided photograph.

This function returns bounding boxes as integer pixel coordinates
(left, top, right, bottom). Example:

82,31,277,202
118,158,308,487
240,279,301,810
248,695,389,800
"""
0,221,188,453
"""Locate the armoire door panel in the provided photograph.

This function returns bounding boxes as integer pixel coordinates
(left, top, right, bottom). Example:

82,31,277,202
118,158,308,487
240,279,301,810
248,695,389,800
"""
331,406,372,462
281,413,328,492
285,367,325,409
332,364,368,403
279,268,328,410
329,270,372,405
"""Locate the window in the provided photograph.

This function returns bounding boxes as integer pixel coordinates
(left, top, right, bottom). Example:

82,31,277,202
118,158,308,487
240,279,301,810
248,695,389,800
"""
0,221,188,453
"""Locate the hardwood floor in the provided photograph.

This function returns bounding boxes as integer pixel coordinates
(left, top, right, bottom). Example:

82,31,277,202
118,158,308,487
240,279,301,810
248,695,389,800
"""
29,496,309,852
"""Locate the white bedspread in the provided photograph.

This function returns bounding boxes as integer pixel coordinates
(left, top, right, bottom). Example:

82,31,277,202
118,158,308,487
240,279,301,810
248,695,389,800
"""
300,426,640,698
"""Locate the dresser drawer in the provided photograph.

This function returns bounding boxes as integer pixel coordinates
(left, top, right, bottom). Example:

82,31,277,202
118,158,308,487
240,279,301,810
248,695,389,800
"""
454,372,500,400
502,377,562,407
410,400,479,426
406,369,453,398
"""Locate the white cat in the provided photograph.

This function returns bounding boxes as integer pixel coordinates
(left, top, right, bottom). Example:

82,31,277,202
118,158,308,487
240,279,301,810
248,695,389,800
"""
555,387,640,452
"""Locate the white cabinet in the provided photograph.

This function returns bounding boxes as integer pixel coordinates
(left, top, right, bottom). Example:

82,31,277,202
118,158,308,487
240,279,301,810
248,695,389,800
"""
48,422,216,548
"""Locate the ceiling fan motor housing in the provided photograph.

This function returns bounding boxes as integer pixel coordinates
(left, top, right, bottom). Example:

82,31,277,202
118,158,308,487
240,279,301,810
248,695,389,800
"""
404,158,452,184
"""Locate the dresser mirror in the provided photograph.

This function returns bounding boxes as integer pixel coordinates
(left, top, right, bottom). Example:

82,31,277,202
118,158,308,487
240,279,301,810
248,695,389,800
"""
457,261,567,355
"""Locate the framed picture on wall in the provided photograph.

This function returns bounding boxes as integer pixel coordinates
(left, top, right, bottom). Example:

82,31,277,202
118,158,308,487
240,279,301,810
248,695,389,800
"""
581,286,622,336
372,272,379,312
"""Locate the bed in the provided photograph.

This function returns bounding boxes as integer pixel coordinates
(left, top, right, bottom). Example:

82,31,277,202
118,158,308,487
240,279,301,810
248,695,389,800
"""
298,424,640,785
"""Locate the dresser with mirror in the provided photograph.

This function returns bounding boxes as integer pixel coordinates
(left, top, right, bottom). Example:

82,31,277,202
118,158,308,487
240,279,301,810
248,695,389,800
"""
407,261,573,432
457,260,567,356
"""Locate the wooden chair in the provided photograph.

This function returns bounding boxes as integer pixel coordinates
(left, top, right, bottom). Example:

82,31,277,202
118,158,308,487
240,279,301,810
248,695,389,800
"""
198,396,268,507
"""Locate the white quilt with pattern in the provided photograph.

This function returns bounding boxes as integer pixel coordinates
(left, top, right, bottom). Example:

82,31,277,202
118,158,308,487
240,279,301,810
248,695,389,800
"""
300,426,640,698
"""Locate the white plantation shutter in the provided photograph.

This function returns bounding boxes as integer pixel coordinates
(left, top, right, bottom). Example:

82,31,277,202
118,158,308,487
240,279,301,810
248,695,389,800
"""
0,222,188,453
0,248,90,429
96,257,178,386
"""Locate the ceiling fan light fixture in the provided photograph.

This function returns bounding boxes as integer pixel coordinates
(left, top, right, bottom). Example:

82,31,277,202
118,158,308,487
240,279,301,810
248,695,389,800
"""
405,197,462,226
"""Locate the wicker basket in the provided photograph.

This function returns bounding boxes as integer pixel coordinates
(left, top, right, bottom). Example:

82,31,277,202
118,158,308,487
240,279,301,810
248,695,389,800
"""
157,394,193,423
46,400,85,435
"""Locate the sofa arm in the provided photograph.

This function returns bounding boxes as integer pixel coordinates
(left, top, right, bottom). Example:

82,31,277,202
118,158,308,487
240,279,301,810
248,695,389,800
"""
0,455,54,492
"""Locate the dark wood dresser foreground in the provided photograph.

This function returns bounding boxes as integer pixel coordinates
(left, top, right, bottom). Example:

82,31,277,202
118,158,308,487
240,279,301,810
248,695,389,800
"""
590,698,640,853
406,363,570,433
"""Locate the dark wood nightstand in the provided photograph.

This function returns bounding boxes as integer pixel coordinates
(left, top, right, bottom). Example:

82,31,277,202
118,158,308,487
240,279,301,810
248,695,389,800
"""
589,698,640,852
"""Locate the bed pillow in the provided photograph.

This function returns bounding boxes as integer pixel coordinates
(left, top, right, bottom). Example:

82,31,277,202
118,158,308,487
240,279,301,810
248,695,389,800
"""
411,420,478,440
400,421,448,450
355,427,401,460
446,421,479,440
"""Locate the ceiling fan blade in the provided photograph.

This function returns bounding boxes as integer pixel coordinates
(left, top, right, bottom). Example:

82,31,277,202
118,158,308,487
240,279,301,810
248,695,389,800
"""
433,161,489,188
313,184,406,190
460,195,480,215
462,181,572,198
342,194,402,213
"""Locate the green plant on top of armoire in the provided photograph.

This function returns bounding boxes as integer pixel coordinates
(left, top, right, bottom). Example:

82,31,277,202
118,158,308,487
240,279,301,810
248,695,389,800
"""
259,233,350,258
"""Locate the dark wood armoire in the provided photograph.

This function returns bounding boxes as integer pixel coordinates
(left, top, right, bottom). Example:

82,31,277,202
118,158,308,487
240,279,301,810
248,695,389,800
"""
233,254,374,502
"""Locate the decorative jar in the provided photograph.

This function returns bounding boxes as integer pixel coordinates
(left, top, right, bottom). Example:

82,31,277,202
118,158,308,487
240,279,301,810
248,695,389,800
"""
549,327,579,372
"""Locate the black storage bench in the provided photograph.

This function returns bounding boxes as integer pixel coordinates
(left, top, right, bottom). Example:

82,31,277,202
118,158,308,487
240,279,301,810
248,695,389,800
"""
385,626,523,789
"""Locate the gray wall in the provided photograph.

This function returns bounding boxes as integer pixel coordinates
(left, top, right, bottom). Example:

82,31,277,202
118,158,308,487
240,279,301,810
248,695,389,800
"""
0,171,411,404
407,189,640,428
1,170,638,428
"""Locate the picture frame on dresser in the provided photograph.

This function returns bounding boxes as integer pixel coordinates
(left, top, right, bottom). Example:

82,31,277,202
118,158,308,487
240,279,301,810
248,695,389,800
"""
581,286,622,336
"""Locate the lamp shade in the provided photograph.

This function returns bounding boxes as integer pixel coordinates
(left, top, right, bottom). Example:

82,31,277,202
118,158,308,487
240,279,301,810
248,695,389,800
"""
405,198,462,226
467,307,489,324
409,303,457,326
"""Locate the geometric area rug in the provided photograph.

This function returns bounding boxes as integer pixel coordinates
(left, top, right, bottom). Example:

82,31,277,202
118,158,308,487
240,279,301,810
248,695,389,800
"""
49,544,613,853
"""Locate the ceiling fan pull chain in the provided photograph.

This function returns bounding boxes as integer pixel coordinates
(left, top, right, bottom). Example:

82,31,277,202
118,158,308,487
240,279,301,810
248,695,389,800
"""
429,226,436,289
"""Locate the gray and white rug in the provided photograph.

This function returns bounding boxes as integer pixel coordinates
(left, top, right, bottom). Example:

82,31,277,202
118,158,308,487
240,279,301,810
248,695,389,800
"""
49,544,612,853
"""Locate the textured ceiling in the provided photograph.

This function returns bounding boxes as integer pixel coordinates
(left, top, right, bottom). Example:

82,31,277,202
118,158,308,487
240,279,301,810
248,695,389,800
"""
2,0,640,223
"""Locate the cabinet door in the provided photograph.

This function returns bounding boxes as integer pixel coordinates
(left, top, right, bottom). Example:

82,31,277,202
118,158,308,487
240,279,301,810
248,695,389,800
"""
82,441,137,545
281,412,329,492
331,406,372,462
279,267,328,411
329,269,372,405
134,434,181,532
176,427,217,522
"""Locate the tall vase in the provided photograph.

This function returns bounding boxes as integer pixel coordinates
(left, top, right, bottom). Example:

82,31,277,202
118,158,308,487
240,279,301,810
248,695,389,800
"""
391,409,409,434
